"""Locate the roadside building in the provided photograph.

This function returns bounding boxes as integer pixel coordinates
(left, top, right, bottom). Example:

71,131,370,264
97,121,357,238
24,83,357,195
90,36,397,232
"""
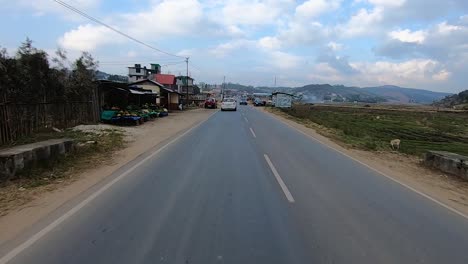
128,63,161,82
96,80,158,110
129,79,181,111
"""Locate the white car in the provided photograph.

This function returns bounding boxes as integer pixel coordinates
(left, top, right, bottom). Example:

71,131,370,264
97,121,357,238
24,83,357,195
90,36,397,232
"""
221,98,237,111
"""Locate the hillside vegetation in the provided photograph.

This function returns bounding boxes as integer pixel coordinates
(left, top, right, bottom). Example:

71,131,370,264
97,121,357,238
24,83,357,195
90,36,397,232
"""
434,90,468,109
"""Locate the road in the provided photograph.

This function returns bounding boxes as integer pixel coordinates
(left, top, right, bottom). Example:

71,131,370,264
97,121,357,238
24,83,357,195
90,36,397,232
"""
2,105,468,263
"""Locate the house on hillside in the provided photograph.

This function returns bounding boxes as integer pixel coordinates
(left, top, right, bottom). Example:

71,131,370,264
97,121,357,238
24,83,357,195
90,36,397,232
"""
129,79,181,111
128,63,161,82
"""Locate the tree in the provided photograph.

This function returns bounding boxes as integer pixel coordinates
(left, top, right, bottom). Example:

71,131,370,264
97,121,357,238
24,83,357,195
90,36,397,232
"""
15,38,50,103
68,52,99,101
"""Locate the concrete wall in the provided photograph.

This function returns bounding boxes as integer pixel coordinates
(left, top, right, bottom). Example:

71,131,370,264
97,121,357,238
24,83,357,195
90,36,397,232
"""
424,151,468,180
0,139,74,181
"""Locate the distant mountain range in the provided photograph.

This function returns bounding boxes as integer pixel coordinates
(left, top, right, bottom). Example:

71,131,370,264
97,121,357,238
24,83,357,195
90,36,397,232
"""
225,83,452,104
362,85,451,104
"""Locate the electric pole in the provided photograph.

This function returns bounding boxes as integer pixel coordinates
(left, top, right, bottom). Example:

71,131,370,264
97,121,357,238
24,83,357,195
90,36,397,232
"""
185,57,189,108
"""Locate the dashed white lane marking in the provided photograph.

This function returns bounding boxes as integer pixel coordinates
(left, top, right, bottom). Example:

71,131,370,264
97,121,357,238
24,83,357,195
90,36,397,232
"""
264,154,295,203
249,127,257,138
244,117,248,123
270,112,468,221
0,111,219,264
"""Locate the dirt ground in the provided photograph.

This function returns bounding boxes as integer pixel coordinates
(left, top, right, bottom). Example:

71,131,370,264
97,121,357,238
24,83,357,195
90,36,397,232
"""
261,107,468,216
0,109,216,243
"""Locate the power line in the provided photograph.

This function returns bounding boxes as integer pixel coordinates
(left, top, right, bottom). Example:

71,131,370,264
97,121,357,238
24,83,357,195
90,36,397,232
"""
189,61,203,71
53,0,186,59
99,60,185,64
100,61,186,66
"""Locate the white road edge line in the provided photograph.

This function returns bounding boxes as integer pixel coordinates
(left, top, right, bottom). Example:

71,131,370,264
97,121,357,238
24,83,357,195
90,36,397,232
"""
264,154,295,203
0,110,219,264
275,113,468,221
249,127,256,138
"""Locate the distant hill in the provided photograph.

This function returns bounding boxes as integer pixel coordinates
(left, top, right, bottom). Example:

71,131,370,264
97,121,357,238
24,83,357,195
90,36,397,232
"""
434,90,468,109
362,85,451,104
95,70,128,83
215,82,453,104
291,84,386,103
226,83,265,93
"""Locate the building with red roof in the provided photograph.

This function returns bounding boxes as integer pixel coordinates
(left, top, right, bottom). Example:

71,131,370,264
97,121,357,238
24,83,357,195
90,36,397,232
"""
153,74,176,91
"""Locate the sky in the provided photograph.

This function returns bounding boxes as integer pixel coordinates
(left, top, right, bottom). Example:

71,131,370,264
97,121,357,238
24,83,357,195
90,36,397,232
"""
1,0,467,92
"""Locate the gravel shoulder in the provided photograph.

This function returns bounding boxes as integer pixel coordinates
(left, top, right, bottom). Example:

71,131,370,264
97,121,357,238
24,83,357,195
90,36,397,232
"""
261,107,468,216
0,109,216,243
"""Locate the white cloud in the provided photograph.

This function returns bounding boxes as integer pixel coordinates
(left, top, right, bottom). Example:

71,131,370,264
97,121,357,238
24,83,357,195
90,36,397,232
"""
278,21,327,46
364,0,406,7
432,69,451,81
389,29,427,43
210,39,255,57
58,24,122,51
436,21,462,34
338,8,384,37
295,0,341,19
269,51,303,69
327,41,344,51
350,59,443,85
221,1,282,26
258,36,282,50
122,0,204,37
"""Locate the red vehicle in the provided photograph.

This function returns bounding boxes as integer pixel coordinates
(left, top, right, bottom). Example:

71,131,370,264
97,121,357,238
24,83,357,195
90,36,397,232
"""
204,98,217,109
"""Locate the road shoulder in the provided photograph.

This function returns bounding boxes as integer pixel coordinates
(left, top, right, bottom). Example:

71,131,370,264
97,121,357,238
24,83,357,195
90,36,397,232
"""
259,107,468,217
0,109,217,243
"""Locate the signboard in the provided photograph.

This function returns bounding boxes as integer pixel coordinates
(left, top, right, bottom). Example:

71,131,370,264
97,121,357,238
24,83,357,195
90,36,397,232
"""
276,93,292,108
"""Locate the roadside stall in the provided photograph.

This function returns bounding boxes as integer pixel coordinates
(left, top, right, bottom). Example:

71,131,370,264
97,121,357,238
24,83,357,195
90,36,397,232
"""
96,80,168,126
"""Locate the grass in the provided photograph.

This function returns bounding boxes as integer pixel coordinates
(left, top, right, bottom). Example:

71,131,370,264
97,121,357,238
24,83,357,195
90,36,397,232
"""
278,105,468,156
0,128,124,215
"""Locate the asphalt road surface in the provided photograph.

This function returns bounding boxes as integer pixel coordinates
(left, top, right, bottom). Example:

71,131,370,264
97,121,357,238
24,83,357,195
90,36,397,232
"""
2,105,468,264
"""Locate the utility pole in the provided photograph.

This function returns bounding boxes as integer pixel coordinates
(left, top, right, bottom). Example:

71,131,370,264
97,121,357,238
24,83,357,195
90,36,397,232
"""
274,76,277,88
185,57,189,108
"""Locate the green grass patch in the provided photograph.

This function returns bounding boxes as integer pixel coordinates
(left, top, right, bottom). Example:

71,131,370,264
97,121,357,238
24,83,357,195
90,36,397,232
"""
281,105,468,156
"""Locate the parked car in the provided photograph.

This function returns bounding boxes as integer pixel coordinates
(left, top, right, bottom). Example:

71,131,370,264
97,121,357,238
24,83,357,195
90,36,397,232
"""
254,98,266,106
239,99,248,105
221,98,237,111
204,98,217,109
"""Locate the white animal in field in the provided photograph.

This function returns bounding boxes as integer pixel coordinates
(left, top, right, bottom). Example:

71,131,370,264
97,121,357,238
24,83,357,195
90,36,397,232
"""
390,139,401,150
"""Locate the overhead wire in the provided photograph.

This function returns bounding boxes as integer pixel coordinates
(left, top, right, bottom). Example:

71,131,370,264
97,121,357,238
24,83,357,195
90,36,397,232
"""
53,0,186,59
99,60,186,66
